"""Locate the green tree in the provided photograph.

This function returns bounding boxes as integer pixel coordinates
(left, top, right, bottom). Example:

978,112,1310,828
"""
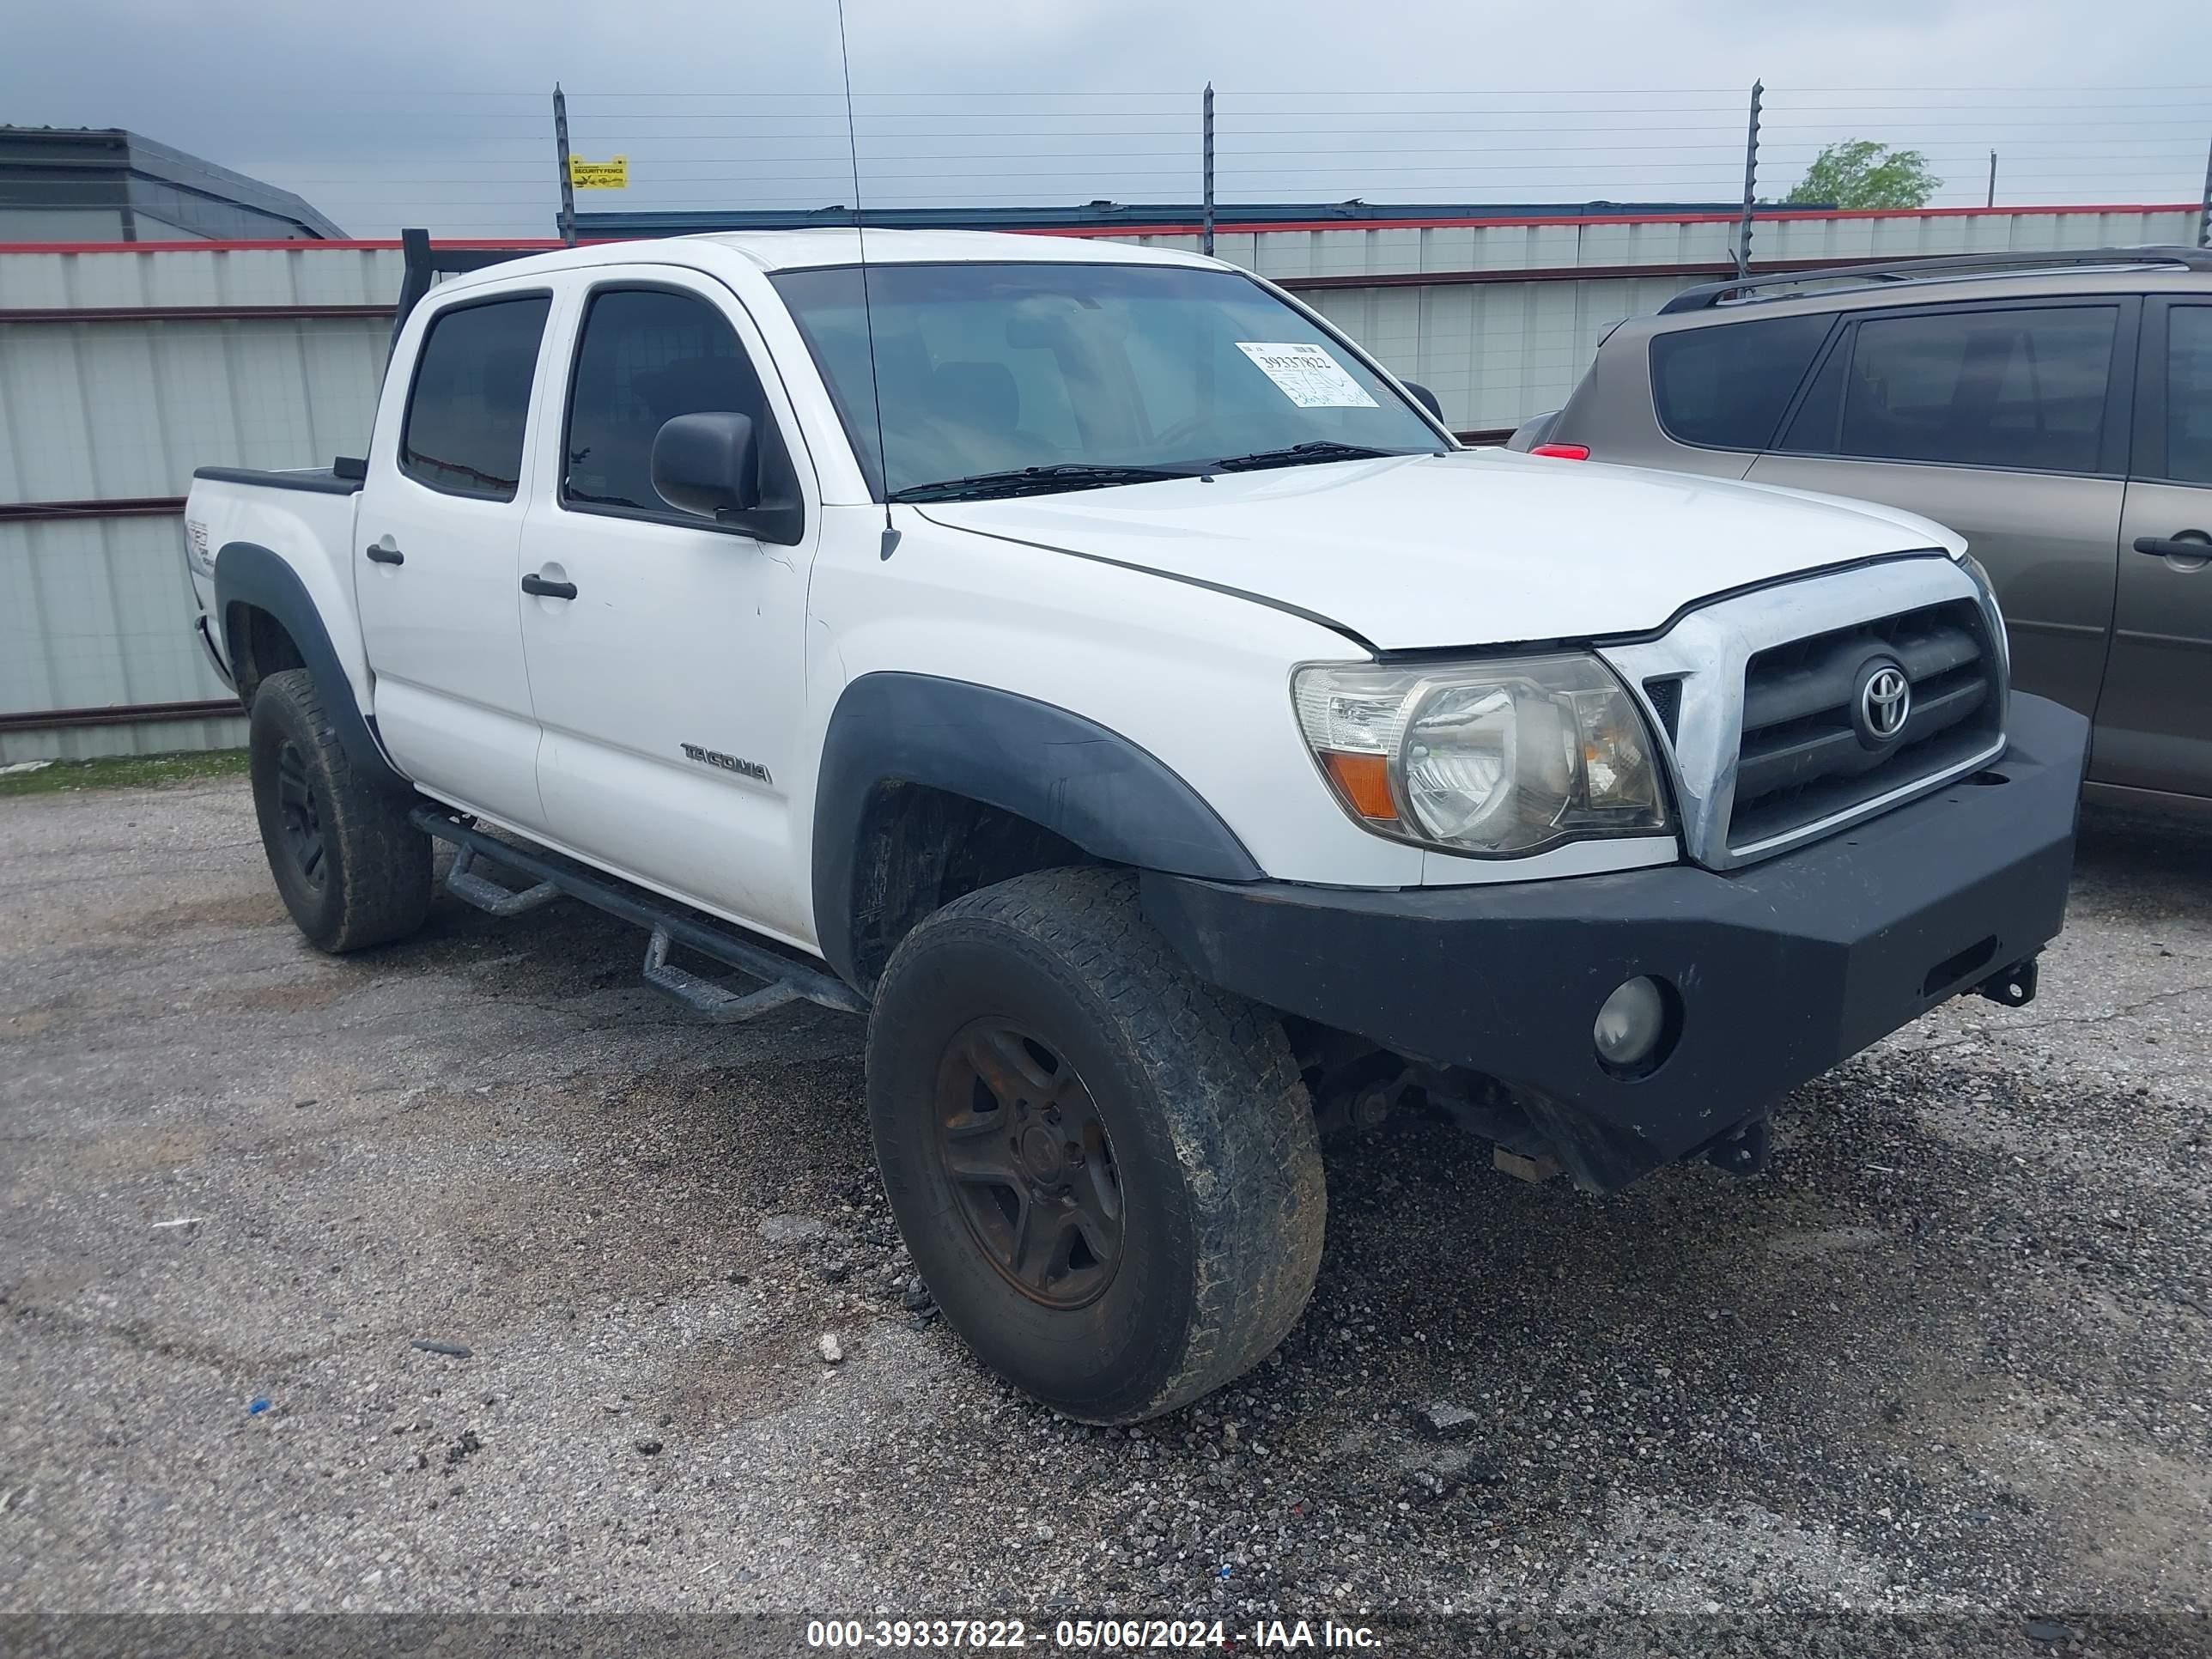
1784,140,1941,210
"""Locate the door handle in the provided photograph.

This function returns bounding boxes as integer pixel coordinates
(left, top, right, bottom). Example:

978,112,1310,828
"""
521,573,578,600
365,544,404,566
2132,532,2211,562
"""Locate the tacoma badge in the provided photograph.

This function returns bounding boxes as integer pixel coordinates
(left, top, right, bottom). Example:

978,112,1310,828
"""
680,743,771,785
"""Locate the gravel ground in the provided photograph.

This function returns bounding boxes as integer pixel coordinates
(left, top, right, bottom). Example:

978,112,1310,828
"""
1,777,2208,1652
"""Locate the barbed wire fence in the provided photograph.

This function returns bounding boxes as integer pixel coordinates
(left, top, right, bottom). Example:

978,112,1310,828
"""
12,84,2179,245
6,84,2208,439
9,84,2209,244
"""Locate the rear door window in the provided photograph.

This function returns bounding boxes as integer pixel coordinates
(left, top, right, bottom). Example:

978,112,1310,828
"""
399,295,552,500
1648,313,1832,449
2163,304,2212,485
1829,306,2118,473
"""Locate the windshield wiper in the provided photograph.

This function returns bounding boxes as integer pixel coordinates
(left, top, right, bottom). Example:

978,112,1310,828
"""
888,463,1199,503
1206,440,1407,472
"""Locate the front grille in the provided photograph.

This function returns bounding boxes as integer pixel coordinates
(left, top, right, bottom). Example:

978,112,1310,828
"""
1727,599,1999,852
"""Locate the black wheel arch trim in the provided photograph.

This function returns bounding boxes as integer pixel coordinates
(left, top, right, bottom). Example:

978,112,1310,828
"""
213,540,410,793
811,672,1263,988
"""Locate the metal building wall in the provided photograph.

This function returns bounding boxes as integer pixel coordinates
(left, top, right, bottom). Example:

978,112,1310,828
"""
1,245,398,760
0,208,2194,758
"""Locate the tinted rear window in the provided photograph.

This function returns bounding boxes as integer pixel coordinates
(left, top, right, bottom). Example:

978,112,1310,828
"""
2166,305,2212,485
1834,306,2116,474
1649,314,1832,449
401,295,552,500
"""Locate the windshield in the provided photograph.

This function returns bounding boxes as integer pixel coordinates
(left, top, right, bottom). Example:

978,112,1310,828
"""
769,261,1443,500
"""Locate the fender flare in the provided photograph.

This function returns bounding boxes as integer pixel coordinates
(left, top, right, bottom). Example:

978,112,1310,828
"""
213,540,410,793
811,672,1261,987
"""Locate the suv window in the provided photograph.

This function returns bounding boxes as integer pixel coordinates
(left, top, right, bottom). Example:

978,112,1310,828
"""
1648,314,1831,449
562,287,772,519
2166,305,2212,486
1824,306,2117,474
400,295,551,500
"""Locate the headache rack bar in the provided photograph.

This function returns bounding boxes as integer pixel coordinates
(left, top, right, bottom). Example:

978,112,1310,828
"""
391,228,545,347
1659,245,2212,314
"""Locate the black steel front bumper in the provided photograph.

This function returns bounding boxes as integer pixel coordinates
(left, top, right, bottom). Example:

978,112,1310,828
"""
1142,692,2087,1193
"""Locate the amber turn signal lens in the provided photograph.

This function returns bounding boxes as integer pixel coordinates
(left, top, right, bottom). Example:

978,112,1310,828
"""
1320,750,1396,820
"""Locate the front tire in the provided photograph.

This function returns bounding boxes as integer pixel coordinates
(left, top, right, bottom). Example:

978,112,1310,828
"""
248,668,430,953
867,867,1325,1423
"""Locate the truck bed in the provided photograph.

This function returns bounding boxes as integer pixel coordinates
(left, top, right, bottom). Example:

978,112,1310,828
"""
183,466,370,714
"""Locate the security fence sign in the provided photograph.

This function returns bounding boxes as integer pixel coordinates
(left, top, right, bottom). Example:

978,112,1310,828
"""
568,155,629,190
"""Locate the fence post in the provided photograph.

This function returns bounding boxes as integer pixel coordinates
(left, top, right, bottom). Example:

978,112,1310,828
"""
1202,82,1216,258
1735,80,1763,278
2199,131,2211,248
1986,150,1997,209
554,83,577,247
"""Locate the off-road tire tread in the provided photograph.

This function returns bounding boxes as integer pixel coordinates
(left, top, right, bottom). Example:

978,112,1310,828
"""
250,669,430,953
873,866,1325,1420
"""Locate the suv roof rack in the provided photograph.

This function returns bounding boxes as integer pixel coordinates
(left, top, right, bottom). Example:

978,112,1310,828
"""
1657,245,2212,315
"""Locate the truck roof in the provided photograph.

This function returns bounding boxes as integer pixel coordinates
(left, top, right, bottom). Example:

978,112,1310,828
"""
433,228,1222,296
696,227,1219,272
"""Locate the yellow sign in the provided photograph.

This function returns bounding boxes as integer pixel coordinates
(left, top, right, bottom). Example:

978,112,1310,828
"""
568,155,629,190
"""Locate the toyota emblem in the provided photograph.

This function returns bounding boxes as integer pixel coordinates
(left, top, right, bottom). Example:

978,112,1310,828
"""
1857,662,1911,744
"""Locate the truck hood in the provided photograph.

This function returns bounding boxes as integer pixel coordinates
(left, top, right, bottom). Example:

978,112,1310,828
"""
918,450,1964,652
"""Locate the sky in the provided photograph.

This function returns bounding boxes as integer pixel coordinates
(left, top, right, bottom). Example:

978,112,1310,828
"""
4,0,2209,238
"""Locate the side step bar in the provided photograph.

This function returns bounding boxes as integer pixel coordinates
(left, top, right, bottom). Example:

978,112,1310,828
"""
410,805,865,1019
446,844,561,918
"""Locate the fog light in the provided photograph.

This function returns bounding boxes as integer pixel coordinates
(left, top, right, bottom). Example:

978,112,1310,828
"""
1594,975,1667,1070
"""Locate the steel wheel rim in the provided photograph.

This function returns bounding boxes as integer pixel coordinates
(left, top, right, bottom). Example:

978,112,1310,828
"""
276,739,327,890
933,1017,1124,1310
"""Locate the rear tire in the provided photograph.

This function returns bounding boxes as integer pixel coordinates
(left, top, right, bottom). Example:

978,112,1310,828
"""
248,668,430,953
867,867,1325,1423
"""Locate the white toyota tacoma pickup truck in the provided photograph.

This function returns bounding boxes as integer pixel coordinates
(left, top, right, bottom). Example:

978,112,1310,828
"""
184,228,2087,1423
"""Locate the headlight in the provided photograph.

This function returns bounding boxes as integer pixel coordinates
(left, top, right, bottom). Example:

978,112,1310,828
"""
1293,653,1668,856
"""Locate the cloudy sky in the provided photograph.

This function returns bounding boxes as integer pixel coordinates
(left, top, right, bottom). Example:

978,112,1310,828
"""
5,0,2209,237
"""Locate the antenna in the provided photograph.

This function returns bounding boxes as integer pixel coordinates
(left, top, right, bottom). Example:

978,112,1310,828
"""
835,0,899,560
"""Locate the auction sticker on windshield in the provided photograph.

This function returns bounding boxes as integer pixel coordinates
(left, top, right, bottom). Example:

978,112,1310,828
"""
1235,341,1380,409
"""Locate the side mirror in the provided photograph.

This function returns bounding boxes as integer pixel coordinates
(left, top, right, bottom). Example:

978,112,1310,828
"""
649,411,806,544
1401,380,1445,423
652,410,761,519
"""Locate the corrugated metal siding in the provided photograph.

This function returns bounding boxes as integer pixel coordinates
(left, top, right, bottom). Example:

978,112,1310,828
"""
1099,206,2198,276
0,513,242,761
0,305,390,761
0,208,2197,756
0,244,404,310
0,315,389,498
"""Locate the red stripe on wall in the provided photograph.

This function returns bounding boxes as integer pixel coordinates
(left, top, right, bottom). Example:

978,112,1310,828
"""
0,204,2191,258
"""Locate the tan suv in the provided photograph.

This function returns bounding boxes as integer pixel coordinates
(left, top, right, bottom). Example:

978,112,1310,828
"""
1512,247,2212,814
